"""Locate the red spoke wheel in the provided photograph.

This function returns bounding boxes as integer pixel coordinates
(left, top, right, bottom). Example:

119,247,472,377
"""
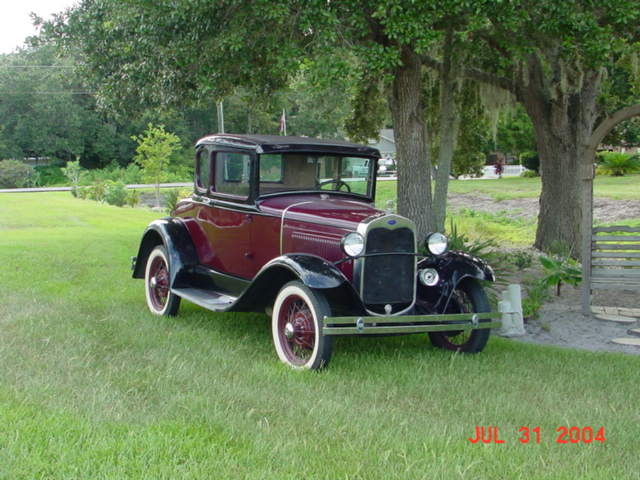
272,281,333,370
427,279,491,353
144,246,181,316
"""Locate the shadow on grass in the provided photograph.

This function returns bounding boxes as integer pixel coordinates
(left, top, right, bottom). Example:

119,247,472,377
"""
165,300,528,370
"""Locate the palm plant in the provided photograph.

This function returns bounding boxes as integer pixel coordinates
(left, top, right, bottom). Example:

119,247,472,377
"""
596,153,640,176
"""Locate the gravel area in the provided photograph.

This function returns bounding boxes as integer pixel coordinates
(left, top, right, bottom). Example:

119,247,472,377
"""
511,286,640,355
448,193,640,355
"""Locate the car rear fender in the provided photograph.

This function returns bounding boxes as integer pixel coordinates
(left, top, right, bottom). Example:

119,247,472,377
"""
131,218,199,287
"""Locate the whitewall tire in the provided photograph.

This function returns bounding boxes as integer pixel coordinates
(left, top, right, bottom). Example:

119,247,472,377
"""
144,245,181,316
271,281,333,370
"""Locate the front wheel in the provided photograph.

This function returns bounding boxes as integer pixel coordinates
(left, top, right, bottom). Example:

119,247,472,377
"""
271,281,333,370
427,279,491,353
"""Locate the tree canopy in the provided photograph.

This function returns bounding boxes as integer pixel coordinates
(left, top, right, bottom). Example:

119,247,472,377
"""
41,0,640,251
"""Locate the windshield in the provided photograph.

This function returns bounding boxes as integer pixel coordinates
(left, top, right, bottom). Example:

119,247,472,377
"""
258,153,374,197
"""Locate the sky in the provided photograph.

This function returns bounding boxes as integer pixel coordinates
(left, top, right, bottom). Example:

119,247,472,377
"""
0,0,76,54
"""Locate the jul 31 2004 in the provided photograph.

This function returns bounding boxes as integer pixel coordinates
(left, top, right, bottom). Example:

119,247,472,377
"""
468,426,606,444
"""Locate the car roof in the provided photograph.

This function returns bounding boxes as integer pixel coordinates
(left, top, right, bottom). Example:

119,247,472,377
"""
195,134,380,157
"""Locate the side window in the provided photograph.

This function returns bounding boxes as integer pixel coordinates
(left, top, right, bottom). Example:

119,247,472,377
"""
260,154,283,182
215,152,251,198
196,149,212,191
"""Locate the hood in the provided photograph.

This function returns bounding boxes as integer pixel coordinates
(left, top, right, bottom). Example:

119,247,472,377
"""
258,194,382,230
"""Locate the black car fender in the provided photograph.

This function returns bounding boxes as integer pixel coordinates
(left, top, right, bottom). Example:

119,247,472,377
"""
131,218,199,287
417,251,494,311
232,254,364,313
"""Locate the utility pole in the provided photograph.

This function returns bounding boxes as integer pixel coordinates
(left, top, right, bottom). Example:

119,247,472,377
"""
216,101,225,133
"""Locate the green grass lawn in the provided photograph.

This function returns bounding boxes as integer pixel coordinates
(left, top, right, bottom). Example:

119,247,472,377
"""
377,174,640,201
1,192,639,478
375,175,640,246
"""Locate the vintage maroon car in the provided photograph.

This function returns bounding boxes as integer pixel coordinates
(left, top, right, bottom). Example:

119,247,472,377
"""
132,134,499,369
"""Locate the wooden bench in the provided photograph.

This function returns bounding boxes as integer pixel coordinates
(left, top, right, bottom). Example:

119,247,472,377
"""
588,226,640,296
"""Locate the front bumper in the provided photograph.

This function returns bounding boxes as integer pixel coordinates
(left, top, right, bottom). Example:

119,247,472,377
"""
323,312,500,335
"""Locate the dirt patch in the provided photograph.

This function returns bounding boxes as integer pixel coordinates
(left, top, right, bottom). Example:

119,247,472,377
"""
449,194,640,223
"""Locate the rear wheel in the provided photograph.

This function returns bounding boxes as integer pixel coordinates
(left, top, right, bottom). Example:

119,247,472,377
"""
427,279,491,353
144,245,181,316
271,281,333,370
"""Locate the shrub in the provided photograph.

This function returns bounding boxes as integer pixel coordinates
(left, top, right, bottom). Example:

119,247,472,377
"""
522,278,551,320
450,151,485,179
122,163,144,184
77,186,89,199
87,181,106,202
76,162,190,188
164,188,191,213
126,189,140,208
539,255,582,296
104,181,128,207
520,169,539,178
0,159,34,188
34,165,66,186
511,250,534,270
595,152,640,176
62,160,83,197
444,220,513,287
520,151,539,173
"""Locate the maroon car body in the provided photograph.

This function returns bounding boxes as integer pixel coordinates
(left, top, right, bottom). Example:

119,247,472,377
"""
132,134,499,369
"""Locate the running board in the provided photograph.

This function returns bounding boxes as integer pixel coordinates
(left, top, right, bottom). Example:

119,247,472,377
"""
171,287,237,311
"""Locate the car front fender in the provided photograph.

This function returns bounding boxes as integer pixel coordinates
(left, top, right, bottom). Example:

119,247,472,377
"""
417,251,495,311
231,254,363,313
131,218,199,287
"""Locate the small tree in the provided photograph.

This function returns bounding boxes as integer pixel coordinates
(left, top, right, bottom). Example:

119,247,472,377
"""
61,158,82,195
132,124,181,208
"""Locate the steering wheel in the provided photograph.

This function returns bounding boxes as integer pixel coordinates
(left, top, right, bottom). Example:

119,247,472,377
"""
318,179,351,192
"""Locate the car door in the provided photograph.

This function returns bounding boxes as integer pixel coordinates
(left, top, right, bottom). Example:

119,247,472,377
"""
195,150,254,279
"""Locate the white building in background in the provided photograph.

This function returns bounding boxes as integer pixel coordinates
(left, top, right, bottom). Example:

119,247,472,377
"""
368,129,395,159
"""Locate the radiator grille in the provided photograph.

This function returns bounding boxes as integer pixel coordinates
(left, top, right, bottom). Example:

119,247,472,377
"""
362,227,415,305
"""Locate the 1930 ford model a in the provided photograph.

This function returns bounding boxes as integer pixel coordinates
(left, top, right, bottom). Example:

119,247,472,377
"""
132,134,499,369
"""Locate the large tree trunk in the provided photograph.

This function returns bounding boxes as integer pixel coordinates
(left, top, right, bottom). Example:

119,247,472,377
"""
390,47,433,239
519,56,601,257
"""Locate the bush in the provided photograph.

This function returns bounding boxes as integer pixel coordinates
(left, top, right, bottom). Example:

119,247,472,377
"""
450,152,485,179
34,165,66,186
77,162,189,187
164,188,191,213
520,151,539,173
520,169,539,178
444,220,514,287
510,250,534,270
0,159,35,188
522,278,551,320
540,255,582,296
126,189,141,208
87,181,106,202
104,181,128,207
77,186,89,199
595,152,640,176
122,163,144,184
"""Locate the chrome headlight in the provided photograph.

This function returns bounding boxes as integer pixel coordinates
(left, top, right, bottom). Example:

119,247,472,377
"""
341,232,365,257
426,232,448,256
